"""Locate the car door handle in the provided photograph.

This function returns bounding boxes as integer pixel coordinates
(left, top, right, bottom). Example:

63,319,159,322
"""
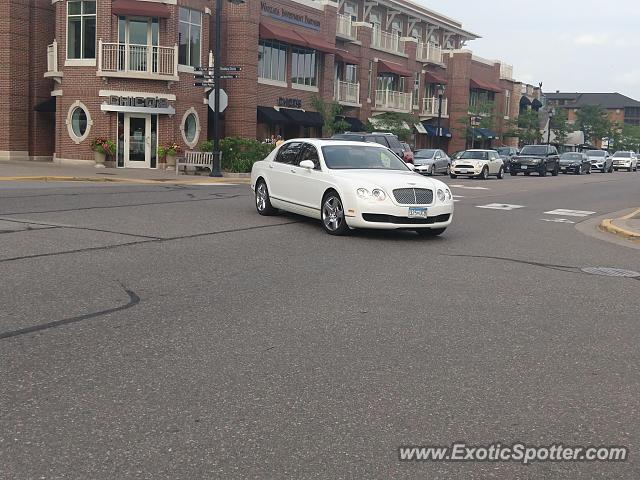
290,168,296,173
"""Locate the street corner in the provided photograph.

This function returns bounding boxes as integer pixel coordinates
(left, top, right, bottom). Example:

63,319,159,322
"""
599,208,640,240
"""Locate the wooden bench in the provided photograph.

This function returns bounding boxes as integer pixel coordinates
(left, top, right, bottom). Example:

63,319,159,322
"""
176,151,214,174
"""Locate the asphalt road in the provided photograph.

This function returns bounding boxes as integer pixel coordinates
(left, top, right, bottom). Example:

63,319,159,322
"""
1,171,639,479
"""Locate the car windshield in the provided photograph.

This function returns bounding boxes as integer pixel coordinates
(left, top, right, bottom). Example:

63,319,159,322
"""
321,145,410,170
520,146,548,155
496,147,511,155
586,150,606,157
613,152,631,158
560,153,582,160
460,151,489,160
415,149,437,158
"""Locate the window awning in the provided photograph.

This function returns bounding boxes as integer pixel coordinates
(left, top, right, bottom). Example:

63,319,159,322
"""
519,96,532,107
470,78,502,93
377,59,413,77
259,22,306,47
422,123,452,137
257,106,288,124
424,71,447,85
280,108,324,127
111,0,170,18
338,116,365,131
531,98,543,110
476,127,498,139
259,22,334,53
34,97,56,112
334,49,359,65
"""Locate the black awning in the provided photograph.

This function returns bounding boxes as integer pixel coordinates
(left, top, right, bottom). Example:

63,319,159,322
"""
34,97,56,112
280,109,324,127
422,123,452,138
519,96,532,107
531,98,543,110
257,106,288,124
338,116,366,131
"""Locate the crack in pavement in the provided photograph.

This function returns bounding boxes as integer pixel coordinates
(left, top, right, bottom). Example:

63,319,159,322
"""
0,217,163,240
0,285,140,340
0,185,196,200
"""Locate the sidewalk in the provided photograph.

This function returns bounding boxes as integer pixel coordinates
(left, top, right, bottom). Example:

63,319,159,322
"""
600,208,640,240
0,160,250,185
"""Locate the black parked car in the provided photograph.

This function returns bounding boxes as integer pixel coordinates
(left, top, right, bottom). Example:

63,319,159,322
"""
331,132,405,159
510,145,560,176
559,152,591,175
496,146,518,172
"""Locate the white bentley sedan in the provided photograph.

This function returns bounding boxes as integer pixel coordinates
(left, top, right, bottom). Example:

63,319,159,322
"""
250,139,454,236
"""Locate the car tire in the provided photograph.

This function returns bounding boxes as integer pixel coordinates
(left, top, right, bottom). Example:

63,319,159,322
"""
601,167,606,173
575,167,582,175
450,173,457,179
428,165,434,176
629,167,633,172
255,180,277,216
416,227,446,237
609,164,614,173
586,168,591,174
321,191,349,236
497,166,504,179
539,164,547,177
552,164,559,176
445,165,451,175
510,171,517,176
479,166,489,180
524,171,530,176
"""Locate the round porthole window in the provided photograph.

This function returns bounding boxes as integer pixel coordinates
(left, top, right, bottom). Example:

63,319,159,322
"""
181,108,200,148
71,107,88,138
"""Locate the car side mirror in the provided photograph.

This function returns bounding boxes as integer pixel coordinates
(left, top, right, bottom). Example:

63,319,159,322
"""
299,160,315,169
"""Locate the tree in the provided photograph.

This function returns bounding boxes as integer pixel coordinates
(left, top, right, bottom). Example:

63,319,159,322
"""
574,105,611,145
311,97,350,137
550,108,569,145
504,109,542,146
364,112,417,142
617,124,640,151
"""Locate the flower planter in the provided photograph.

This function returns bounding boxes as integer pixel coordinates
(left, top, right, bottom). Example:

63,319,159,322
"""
94,150,106,168
166,154,176,167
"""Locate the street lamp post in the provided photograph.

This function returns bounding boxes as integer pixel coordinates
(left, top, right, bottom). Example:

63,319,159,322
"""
210,0,245,177
436,84,445,149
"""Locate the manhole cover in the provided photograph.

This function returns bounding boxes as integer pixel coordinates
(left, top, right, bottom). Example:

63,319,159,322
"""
581,267,640,278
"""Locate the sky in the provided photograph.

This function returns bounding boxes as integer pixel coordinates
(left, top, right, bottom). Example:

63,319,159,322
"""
426,0,640,100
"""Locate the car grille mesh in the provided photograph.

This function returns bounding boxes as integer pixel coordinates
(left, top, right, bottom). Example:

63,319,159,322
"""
392,188,433,205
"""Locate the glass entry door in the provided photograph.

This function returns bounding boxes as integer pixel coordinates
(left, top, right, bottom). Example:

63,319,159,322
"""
124,113,151,168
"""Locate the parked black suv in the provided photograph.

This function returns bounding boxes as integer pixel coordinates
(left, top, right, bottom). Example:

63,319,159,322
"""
510,145,560,176
331,132,405,159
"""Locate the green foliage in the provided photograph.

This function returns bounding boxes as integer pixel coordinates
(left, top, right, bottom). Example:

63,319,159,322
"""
364,112,417,142
311,96,350,137
454,101,496,146
503,109,542,145
550,108,570,145
199,140,213,152
90,137,116,156
611,123,640,152
575,105,611,144
220,137,275,172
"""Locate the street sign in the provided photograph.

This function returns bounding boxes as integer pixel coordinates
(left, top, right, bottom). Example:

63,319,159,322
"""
208,88,228,113
218,74,239,79
220,66,242,72
194,82,215,87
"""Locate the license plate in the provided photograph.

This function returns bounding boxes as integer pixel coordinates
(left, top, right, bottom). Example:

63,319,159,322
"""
561,167,566,171
408,207,428,218
521,166,527,170
459,169,468,173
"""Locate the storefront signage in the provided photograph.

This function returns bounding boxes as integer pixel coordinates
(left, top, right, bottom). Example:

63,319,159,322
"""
278,97,302,109
261,2,321,30
100,95,175,115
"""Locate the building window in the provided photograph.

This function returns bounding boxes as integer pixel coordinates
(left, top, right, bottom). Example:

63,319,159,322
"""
181,108,200,148
258,40,286,82
343,1,357,21
412,72,420,109
345,64,357,84
67,0,96,59
178,8,202,67
504,90,511,117
411,26,422,42
291,47,317,87
66,101,92,144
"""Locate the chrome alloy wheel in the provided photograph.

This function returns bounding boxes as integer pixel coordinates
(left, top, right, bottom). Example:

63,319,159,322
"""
256,183,268,212
322,196,344,232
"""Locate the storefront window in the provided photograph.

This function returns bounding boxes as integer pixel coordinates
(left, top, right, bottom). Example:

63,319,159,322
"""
178,8,202,67
258,41,286,82
291,47,317,87
67,0,96,59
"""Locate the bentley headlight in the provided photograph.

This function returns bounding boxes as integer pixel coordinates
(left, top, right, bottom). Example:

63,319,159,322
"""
445,188,452,200
356,188,370,199
437,189,446,202
371,189,386,201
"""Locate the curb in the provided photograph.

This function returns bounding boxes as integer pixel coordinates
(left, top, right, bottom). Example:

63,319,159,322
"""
599,208,640,239
0,175,250,185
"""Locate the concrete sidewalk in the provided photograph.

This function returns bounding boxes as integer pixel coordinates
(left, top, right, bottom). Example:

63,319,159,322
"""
600,208,640,240
0,160,250,184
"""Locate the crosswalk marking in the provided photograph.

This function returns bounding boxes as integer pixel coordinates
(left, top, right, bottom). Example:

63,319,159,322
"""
449,184,490,190
544,209,596,217
476,203,525,211
540,218,575,224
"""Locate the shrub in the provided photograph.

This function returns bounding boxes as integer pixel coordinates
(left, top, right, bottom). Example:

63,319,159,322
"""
199,140,213,152
220,137,275,172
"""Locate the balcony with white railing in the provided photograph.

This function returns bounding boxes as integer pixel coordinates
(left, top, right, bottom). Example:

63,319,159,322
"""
371,28,405,56
44,39,62,79
98,40,179,81
374,89,412,112
500,62,514,81
420,96,448,118
416,42,443,64
334,80,360,106
336,13,357,41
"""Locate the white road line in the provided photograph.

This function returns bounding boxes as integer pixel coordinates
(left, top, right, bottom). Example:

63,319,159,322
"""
449,184,490,190
540,218,576,224
544,209,596,217
476,203,525,211
452,195,465,198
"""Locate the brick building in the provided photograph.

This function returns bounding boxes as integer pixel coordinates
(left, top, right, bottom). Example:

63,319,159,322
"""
545,92,640,126
1,0,531,168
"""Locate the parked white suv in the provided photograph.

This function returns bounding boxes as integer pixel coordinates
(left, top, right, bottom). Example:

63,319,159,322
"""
612,151,638,172
450,149,505,179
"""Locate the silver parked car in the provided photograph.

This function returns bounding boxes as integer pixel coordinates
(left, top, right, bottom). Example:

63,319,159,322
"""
586,150,613,173
413,149,451,175
612,151,638,172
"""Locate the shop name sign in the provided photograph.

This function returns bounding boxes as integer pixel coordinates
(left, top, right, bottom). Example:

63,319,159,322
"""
261,2,321,30
101,95,175,115
278,97,302,109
